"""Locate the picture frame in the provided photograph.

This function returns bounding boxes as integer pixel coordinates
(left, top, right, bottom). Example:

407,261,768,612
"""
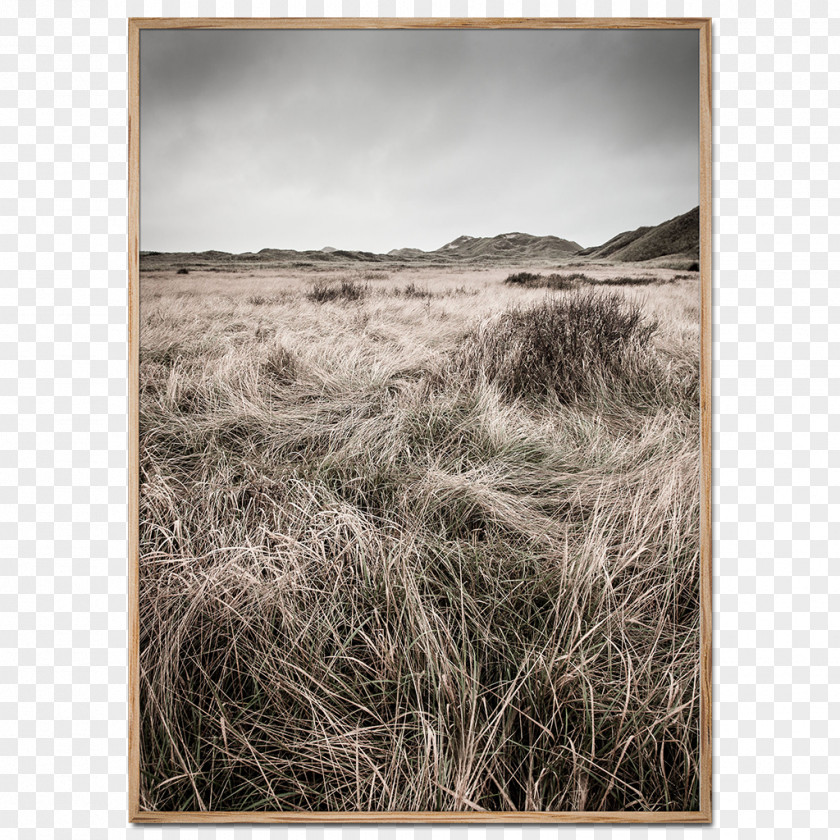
128,16,712,824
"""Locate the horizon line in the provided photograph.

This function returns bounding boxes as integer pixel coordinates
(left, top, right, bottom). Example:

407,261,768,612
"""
139,205,699,257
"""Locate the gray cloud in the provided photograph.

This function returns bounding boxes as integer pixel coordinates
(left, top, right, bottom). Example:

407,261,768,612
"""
140,28,699,253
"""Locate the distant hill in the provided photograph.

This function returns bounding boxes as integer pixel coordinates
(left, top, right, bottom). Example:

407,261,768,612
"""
434,231,582,260
578,207,699,262
139,208,699,270
388,247,425,258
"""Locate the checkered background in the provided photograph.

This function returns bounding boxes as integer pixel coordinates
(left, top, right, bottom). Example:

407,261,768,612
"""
1,0,837,837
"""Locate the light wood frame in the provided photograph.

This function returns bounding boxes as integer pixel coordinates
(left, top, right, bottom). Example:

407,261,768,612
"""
128,16,712,824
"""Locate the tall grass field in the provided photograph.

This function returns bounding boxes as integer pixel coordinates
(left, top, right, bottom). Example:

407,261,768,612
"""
138,263,700,813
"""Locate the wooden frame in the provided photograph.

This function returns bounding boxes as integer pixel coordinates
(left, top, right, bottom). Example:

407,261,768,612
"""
128,16,712,824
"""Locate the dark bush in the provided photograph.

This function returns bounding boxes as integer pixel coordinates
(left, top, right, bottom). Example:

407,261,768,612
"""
504,271,543,285
396,282,433,299
306,279,368,303
687,262,700,272
506,271,674,290
459,291,658,404
504,272,587,290
595,275,660,287
176,267,190,275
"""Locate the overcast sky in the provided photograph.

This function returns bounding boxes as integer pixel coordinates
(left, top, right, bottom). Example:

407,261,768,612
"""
140,28,699,253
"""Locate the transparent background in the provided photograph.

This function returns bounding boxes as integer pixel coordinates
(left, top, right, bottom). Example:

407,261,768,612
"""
1,1,838,838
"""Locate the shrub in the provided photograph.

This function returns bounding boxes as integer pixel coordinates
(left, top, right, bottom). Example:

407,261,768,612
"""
687,261,700,272
459,291,658,404
505,272,674,290
504,272,586,290
306,279,368,303
396,282,433,299
595,275,660,287
504,271,543,285
176,267,190,275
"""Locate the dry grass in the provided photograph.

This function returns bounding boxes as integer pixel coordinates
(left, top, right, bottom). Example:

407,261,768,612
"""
139,263,701,813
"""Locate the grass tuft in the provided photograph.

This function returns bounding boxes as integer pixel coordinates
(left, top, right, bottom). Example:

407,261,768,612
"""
395,281,434,299
262,342,298,384
307,279,369,303
247,294,276,305
457,291,658,405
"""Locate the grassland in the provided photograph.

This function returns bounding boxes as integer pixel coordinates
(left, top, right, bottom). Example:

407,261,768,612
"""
138,262,701,813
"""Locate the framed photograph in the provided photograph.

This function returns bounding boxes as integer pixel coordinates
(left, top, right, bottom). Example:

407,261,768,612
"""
128,17,711,823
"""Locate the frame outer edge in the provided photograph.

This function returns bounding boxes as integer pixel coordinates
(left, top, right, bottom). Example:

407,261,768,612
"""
127,17,141,823
698,16,714,824
126,17,714,823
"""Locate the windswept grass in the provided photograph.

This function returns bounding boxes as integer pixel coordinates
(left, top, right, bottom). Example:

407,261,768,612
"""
139,265,701,813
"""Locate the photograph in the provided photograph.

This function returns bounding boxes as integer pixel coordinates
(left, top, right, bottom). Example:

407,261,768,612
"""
129,19,711,821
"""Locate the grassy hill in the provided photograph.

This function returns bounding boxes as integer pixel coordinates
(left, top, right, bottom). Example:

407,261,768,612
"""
579,207,699,263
